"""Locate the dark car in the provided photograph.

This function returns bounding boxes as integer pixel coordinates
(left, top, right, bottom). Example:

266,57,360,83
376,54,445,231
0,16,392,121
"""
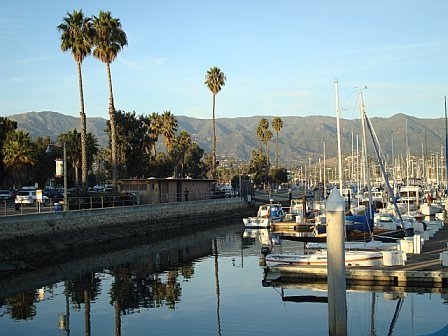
44,189,63,199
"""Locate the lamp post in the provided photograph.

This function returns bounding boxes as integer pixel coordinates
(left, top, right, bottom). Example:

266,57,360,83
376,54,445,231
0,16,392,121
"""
46,142,68,211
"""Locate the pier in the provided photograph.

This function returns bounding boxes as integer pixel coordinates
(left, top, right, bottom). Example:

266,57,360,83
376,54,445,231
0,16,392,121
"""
265,223,448,288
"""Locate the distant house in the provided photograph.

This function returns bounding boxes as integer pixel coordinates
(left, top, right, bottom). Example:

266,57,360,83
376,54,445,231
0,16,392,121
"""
117,178,216,204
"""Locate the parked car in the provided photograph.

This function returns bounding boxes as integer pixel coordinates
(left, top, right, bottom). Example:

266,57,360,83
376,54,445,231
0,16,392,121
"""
0,190,13,200
44,188,62,199
15,190,49,206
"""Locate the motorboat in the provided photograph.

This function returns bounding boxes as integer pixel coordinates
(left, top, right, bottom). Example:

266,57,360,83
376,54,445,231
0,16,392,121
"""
243,203,286,228
264,250,383,267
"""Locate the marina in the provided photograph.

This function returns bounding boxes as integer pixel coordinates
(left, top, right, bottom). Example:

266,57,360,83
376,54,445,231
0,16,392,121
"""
0,218,447,336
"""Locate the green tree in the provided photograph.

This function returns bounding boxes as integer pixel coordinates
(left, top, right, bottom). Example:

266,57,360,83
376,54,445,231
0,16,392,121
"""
204,66,226,177
248,148,268,186
0,117,18,187
272,117,283,168
184,143,206,179
2,130,35,188
33,136,53,189
57,10,94,193
171,131,192,178
58,130,98,188
161,111,178,153
92,10,127,190
269,167,288,185
107,110,152,178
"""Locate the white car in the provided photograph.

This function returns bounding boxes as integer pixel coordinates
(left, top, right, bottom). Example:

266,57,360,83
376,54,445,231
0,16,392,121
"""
15,190,49,206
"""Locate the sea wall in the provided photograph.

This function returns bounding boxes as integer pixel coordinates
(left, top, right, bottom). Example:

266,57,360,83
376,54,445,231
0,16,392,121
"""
0,198,249,242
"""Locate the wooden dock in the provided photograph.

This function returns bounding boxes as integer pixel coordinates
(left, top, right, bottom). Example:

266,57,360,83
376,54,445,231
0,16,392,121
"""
266,223,448,288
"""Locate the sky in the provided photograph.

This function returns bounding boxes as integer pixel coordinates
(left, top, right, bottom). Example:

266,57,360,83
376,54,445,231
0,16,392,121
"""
1,0,447,121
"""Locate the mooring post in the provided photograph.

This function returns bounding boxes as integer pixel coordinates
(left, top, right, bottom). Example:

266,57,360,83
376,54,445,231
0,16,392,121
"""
326,187,347,336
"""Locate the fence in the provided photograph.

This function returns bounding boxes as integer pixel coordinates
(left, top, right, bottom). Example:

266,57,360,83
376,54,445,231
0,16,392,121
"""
0,190,245,216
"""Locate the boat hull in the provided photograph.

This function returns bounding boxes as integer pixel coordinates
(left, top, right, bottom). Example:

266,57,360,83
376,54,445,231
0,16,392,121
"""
242,217,270,228
265,251,383,267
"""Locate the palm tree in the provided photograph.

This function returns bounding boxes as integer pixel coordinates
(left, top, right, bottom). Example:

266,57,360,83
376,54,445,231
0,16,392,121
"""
161,111,178,153
2,130,35,187
204,67,226,177
147,112,162,156
256,119,272,189
57,10,94,193
174,131,192,178
256,118,273,163
92,10,127,190
272,117,283,168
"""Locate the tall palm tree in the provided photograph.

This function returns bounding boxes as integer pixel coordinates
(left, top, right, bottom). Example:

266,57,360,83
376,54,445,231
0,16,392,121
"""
272,117,283,168
204,67,226,177
256,119,272,188
92,10,127,190
57,10,94,193
161,111,178,153
256,118,272,163
2,130,35,187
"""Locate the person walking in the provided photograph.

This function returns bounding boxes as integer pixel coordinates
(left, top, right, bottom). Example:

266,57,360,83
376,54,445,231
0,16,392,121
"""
184,187,189,201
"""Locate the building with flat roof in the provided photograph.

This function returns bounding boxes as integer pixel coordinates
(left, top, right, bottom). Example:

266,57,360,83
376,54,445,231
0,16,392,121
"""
117,178,216,204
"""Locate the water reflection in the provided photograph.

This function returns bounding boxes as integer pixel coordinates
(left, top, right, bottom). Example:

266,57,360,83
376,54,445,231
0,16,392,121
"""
0,223,446,335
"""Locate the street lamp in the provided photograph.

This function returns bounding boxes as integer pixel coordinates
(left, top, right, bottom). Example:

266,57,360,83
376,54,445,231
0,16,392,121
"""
46,142,68,211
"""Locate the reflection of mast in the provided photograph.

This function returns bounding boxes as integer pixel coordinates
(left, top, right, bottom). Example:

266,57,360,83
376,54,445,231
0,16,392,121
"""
65,281,70,336
214,239,222,336
387,298,403,336
370,292,376,336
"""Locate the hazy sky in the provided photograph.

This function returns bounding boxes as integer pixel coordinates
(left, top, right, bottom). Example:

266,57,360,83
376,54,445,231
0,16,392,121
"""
1,0,447,121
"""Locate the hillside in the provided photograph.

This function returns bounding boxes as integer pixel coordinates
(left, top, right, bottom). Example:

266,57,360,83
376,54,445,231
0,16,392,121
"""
7,111,446,165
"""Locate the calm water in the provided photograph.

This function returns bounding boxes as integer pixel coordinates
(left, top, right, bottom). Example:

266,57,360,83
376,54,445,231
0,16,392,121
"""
0,220,447,335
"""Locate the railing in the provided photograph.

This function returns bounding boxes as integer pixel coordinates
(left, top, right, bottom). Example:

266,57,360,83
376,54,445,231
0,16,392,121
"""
0,190,246,217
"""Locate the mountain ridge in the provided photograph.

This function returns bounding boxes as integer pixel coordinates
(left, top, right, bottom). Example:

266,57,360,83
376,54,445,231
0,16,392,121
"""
7,111,446,165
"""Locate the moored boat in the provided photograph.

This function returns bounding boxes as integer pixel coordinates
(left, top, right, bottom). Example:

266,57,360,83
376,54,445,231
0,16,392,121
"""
243,203,286,228
265,250,383,267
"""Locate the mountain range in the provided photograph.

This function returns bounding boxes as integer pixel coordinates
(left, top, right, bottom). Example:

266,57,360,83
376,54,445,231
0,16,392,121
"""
7,111,447,165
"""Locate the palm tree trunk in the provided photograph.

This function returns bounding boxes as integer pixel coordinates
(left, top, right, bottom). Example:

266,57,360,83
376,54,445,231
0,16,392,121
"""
74,164,79,188
106,63,118,190
276,131,279,168
212,94,216,177
77,62,88,194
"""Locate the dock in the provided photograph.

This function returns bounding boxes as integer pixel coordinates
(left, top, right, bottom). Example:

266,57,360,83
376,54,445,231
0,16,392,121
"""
266,222,448,288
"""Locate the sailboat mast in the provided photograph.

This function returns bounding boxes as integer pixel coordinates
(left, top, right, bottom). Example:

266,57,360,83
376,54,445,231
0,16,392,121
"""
335,79,343,191
324,140,327,199
360,91,373,222
445,96,448,190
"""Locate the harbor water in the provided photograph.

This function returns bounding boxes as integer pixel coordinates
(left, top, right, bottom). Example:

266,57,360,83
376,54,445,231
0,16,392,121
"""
0,220,447,335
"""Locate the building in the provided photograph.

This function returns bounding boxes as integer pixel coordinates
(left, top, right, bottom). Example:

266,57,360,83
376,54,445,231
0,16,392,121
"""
117,178,216,204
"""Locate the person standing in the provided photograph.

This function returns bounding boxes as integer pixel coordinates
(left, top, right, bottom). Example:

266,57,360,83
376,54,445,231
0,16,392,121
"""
184,187,189,201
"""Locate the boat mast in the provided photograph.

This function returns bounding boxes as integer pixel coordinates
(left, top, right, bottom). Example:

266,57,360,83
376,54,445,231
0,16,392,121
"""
445,96,448,191
335,79,343,191
363,108,408,235
360,90,373,223
323,140,327,199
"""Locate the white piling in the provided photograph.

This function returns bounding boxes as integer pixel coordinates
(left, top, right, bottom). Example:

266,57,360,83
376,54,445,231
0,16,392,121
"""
326,187,347,336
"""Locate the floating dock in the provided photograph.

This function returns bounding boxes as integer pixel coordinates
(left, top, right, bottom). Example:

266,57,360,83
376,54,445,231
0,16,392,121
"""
266,223,448,288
